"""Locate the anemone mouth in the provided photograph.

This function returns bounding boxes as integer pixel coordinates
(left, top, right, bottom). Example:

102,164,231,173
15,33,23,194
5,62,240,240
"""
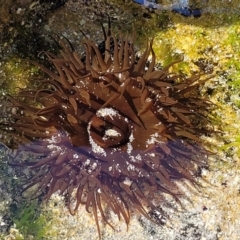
88,108,131,149
1,23,213,239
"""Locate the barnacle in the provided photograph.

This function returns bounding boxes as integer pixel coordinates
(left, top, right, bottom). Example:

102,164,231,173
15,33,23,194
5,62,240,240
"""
2,23,213,239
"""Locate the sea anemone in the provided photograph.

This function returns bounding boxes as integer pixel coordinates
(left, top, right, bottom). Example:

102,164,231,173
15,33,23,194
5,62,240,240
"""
3,22,212,238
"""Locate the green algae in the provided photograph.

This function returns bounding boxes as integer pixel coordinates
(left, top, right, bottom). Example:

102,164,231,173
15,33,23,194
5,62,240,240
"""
0,201,51,240
0,148,52,240
10,201,51,240
0,58,38,95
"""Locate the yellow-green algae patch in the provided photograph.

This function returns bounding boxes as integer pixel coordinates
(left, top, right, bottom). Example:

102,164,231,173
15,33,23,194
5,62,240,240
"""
151,6,240,147
0,58,39,95
1,201,52,240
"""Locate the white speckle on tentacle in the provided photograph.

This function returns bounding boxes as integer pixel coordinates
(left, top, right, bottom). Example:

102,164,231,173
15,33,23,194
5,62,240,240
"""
123,178,132,186
127,133,134,155
146,132,164,146
47,144,62,151
103,129,120,141
148,153,155,157
84,159,90,166
47,135,58,143
97,108,118,118
87,120,106,156
91,162,97,170
129,153,142,163
73,154,79,159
